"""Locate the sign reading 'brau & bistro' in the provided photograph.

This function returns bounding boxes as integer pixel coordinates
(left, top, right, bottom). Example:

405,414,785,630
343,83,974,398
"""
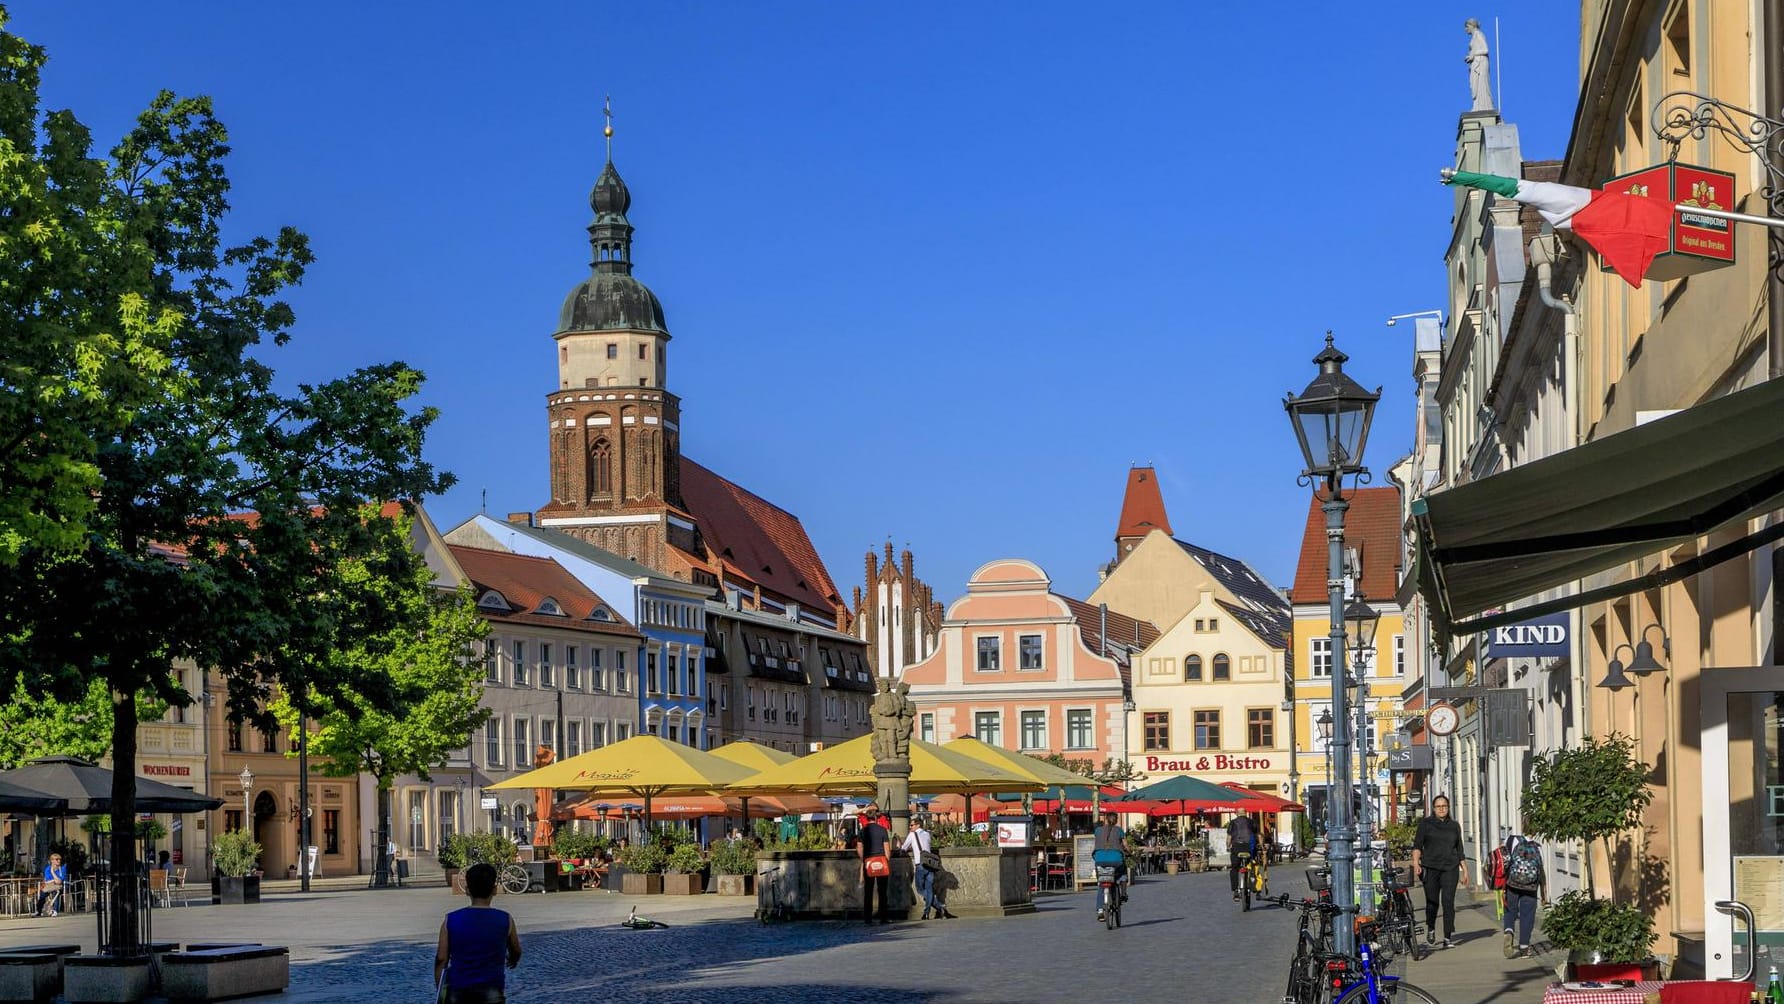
1141,754,1277,774
1483,611,1570,659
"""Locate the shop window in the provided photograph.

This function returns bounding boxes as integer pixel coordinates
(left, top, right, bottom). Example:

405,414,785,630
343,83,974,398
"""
323,809,340,855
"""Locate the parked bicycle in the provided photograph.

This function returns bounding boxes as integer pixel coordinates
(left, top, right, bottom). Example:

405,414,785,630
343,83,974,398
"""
1373,865,1427,963
1275,895,1445,1004
465,849,531,896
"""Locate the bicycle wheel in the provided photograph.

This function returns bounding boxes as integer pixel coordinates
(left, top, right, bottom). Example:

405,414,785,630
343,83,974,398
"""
1283,951,1321,1004
1242,871,1252,912
500,865,530,895
1333,979,1443,1004
1106,898,1118,930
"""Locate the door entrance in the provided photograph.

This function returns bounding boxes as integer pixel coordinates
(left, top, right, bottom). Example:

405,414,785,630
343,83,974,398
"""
1701,667,1784,982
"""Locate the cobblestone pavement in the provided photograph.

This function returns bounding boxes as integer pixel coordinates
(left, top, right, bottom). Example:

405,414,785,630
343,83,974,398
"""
0,862,1555,1002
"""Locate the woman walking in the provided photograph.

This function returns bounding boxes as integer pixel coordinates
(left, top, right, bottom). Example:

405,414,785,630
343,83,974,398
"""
435,863,523,1003
1411,795,1469,949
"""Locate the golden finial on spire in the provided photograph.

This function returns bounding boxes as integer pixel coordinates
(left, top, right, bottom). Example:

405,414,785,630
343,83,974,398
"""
603,95,614,160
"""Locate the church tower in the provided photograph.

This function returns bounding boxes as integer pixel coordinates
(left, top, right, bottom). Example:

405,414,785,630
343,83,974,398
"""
536,118,692,568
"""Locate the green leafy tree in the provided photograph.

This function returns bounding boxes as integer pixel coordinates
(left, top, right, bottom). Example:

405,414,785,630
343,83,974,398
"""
0,16,448,950
1523,733,1655,901
271,563,489,886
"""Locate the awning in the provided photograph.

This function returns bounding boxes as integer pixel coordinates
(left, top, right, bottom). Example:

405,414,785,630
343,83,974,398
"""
1413,376,1784,637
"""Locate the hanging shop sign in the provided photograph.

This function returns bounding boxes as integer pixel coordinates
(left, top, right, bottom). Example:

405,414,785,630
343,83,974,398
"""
1483,611,1571,659
1602,162,1738,281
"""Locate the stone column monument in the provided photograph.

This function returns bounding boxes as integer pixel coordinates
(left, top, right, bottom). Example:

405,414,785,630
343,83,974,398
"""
870,677,915,840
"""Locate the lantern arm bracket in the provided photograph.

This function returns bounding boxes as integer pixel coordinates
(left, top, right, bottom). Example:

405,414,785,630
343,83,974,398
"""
1652,90,1784,216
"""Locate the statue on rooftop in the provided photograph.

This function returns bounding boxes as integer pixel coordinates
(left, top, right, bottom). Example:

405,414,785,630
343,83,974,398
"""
1465,19,1493,112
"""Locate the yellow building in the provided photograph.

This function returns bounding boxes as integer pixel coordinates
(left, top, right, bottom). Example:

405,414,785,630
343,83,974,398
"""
1288,487,1409,828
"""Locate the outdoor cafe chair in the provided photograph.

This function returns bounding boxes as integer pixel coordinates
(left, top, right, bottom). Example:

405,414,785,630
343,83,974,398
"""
147,870,170,908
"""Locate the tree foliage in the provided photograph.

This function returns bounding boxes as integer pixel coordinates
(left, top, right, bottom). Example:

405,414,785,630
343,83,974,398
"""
271,564,490,790
1523,733,1654,900
0,12,450,944
0,673,167,769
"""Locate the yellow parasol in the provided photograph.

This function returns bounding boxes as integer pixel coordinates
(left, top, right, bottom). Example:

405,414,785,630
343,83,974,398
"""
724,734,1044,798
708,741,800,835
941,736,1105,824
488,735,755,827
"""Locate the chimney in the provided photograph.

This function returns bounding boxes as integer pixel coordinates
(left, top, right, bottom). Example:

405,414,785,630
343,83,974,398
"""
506,512,533,527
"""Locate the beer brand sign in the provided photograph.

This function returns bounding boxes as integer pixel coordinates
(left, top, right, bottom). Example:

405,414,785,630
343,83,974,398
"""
1142,754,1277,774
1604,162,1738,281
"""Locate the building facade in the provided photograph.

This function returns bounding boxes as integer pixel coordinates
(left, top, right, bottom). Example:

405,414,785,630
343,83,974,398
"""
1288,487,1406,832
134,660,211,879
851,542,942,679
901,559,1151,765
449,545,644,843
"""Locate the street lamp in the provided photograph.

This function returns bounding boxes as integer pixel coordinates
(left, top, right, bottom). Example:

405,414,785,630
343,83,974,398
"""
1345,592,1381,912
238,766,253,832
1597,644,1636,692
1627,625,1670,676
1285,331,1380,954
1317,708,1334,837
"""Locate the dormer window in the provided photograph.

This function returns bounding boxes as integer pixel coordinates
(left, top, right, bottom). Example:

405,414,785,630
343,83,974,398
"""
535,597,566,617
477,590,512,611
588,607,614,622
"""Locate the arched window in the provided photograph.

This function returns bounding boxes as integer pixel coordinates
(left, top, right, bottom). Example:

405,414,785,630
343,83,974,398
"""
590,437,612,497
1212,654,1231,681
1184,655,1203,682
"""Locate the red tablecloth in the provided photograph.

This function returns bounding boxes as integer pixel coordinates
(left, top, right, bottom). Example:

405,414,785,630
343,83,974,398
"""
1542,982,1665,1004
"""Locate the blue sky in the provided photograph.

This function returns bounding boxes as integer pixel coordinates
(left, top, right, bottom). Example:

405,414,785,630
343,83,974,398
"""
19,2,1581,606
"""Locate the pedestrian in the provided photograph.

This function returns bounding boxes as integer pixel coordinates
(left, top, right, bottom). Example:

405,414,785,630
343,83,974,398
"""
33,852,66,917
1500,826,1547,959
901,817,949,920
1227,812,1258,901
434,862,522,1004
857,803,892,925
1411,794,1470,949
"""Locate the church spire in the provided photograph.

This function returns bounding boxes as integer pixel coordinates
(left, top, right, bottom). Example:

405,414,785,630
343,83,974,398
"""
588,96,634,275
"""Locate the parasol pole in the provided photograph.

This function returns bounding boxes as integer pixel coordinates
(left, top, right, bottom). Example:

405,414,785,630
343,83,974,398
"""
738,796,751,841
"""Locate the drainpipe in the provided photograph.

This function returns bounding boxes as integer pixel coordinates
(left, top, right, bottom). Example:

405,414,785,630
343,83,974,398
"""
1767,0,1783,382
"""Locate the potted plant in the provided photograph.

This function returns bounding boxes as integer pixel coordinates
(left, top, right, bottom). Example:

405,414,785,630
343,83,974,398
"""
1183,835,1209,873
211,830,263,905
438,833,472,892
709,840,756,896
1525,733,1660,980
617,843,666,895
662,844,705,895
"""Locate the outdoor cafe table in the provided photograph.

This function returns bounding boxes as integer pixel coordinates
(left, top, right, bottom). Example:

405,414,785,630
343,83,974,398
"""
1541,982,1667,1004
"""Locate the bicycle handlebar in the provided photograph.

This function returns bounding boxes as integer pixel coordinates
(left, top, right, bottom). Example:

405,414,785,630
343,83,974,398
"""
1274,894,1353,915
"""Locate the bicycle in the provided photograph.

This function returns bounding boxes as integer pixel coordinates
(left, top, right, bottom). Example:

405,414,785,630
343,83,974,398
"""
1095,863,1123,930
756,865,789,924
1234,849,1266,911
466,850,532,896
1373,866,1427,963
1275,895,1445,1004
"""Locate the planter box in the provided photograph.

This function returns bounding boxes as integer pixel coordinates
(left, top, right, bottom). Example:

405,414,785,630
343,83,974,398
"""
714,873,755,896
620,872,663,896
1186,849,1208,873
935,846,1035,918
211,875,261,905
661,873,701,895
1164,858,1181,874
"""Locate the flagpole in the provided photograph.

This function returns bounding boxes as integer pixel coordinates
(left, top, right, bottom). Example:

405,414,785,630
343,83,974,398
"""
1676,205,1784,229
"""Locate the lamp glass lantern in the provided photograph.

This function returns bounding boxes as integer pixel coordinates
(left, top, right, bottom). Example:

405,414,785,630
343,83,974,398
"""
1316,708,1334,741
1283,334,1382,480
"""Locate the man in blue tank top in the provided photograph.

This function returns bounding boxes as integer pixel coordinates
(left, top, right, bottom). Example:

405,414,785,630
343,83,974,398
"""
435,863,523,1003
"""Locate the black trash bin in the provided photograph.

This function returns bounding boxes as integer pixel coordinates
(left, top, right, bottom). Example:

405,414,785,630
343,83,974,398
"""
395,859,410,885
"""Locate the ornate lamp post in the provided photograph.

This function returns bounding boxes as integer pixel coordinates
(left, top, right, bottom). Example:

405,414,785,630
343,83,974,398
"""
238,766,254,832
1317,708,1334,835
1345,592,1381,913
1284,332,1380,953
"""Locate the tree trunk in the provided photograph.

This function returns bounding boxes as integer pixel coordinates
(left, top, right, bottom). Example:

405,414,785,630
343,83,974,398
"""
374,780,393,888
108,687,140,955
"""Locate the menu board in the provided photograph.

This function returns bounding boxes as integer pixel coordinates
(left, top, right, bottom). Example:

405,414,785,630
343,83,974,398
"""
1073,834,1097,886
1734,855,1784,931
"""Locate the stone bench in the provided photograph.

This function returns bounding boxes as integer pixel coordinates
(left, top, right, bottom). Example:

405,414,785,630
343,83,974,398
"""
0,944,82,1003
63,955,153,1004
160,945,289,1002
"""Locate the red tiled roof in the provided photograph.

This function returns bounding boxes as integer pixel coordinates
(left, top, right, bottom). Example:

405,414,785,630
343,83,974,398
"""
679,458,842,618
1054,594,1162,654
448,544,642,637
1116,467,1172,539
1288,487,1402,605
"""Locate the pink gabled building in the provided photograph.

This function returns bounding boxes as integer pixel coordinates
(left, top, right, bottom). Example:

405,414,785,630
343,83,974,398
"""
900,558,1157,768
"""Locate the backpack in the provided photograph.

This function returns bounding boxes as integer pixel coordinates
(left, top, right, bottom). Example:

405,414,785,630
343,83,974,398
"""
1506,837,1543,889
1487,845,1508,890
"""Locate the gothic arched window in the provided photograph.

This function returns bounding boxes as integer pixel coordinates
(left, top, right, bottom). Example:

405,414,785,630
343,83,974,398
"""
1184,655,1203,682
1212,654,1231,681
590,437,612,497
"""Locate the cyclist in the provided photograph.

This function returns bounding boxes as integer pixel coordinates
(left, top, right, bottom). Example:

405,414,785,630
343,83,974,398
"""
1092,810,1129,922
1227,812,1259,902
